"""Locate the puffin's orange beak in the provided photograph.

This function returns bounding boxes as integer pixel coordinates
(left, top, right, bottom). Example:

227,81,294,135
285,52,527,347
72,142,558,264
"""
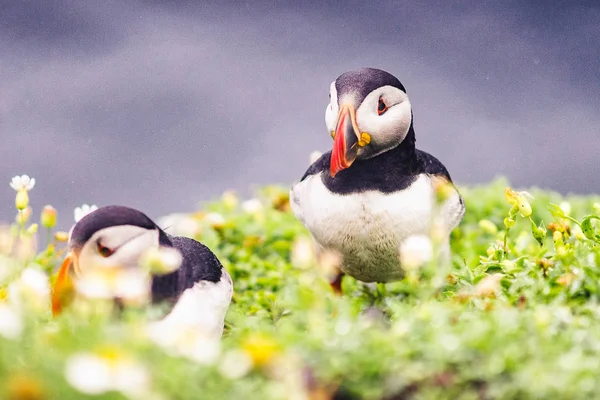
330,104,362,178
51,252,75,316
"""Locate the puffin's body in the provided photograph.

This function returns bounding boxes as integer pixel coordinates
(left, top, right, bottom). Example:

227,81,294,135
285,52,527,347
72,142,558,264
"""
290,68,464,288
52,206,232,339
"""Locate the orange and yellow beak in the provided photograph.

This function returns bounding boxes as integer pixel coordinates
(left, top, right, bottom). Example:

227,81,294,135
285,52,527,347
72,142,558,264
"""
330,104,370,178
51,251,76,316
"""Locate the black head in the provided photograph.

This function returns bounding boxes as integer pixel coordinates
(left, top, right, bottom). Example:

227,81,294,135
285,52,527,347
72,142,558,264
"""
334,67,406,105
326,68,414,177
70,205,172,251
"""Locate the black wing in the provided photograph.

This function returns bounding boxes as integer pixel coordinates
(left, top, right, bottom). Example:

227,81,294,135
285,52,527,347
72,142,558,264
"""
416,149,453,182
151,236,223,303
300,151,331,182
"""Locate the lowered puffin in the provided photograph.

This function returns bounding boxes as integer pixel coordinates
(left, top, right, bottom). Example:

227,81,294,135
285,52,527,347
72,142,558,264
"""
51,205,233,340
290,67,465,293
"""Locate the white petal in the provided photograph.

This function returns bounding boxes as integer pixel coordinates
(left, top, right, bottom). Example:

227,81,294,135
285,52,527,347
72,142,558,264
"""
114,270,151,302
241,199,263,214
0,304,23,339
65,354,112,394
113,361,151,396
9,176,21,190
399,234,433,270
26,177,35,190
20,268,50,297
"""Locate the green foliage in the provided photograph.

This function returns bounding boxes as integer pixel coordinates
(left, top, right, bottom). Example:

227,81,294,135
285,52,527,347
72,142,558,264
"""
1,178,600,399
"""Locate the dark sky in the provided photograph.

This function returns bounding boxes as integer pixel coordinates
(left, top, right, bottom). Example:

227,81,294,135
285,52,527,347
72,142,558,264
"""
1,1,599,230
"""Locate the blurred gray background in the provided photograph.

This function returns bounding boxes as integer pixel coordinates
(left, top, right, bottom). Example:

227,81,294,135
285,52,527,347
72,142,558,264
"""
1,0,599,230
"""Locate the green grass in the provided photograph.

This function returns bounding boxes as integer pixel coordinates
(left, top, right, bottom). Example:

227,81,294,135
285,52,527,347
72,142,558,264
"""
1,178,600,400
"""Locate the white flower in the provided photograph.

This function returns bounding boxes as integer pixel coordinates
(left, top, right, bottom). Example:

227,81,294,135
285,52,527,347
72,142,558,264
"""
475,274,503,297
74,204,98,223
156,214,199,238
146,322,221,365
399,234,433,270
9,175,35,192
218,349,253,379
7,267,51,310
309,150,323,164
65,350,150,398
290,237,315,269
139,246,182,275
74,268,151,306
0,304,24,339
204,212,225,228
559,201,572,216
241,199,263,214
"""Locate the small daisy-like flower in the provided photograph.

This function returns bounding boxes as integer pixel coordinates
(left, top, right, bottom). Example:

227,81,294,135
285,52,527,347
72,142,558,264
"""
475,274,503,297
139,246,182,275
7,267,51,311
399,234,433,271
309,150,323,164
0,303,24,340
9,175,35,192
204,212,226,229
218,349,253,380
146,322,221,365
65,349,150,398
290,237,315,269
74,204,98,223
241,198,263,214
74,268,151,306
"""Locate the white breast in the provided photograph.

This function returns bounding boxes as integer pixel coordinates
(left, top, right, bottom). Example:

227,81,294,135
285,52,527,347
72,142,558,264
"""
290,174,463,282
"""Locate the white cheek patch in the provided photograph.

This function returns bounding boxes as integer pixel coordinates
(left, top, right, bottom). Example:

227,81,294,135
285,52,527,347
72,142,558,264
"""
356,87,412,157
78,226,160,271
325,81,339,133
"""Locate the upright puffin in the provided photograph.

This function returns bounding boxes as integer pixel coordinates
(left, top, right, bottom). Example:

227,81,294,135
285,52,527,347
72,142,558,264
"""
51,205,233,340
290,68,465,293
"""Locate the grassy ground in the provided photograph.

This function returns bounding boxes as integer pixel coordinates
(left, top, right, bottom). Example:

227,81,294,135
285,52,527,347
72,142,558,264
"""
1,177,600,400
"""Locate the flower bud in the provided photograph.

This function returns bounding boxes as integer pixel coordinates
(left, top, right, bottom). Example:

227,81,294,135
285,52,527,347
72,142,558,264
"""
15,207,32,225
41,205,57,228
478,219,498,235
26,224,38,235
532,225,547,246
15,190,29,211
504,217,515,229
54,231,69,243
517,195,532,217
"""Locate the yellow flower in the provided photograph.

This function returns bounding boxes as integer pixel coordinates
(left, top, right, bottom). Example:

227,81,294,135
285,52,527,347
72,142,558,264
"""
5,373,45,400
53,231,69,243
505,187,533,217
242,334,280,367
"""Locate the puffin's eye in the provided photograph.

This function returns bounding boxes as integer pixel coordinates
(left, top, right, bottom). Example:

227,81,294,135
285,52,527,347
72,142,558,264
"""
377,98,388,115
96,240,114,257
